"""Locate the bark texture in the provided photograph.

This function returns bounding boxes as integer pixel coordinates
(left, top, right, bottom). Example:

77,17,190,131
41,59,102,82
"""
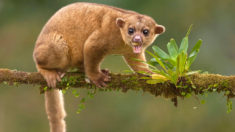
0,68,235,99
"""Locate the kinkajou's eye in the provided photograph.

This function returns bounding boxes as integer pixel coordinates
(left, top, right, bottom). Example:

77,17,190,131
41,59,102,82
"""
128,28,135,35
142,29,149,36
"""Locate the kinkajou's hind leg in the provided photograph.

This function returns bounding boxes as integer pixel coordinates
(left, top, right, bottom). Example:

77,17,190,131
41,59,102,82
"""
33,34,69,132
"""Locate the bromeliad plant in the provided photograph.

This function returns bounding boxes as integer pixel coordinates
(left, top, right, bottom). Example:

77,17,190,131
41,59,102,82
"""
144,25,202,85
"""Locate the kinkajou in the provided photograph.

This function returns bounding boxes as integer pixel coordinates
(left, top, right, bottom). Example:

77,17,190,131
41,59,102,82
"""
33,2,165,132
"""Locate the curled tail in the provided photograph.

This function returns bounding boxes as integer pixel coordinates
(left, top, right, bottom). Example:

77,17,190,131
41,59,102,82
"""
45,89,66,132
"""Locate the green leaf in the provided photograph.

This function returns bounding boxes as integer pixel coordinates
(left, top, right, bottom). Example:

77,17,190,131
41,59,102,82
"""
72,90,80,98
186,40,202,69
176,52,187,76
77,103,85,113
150,58,175,68
149,58,158,63
185,24,193,37
181,92,186,96
146,79,163,84
163,60,174,69
140,76,151,80
225,91,230,95
80,98,86,103
146,50,167,72
189,39,202,55
168,70,178,84
151,69,162,74
151,45,176,67
152,45,170,60
148,58,160,67
158,69,171,80
88,91,95,98
179,37,188,53
133,58,160,71
186,70,201,75
167,39,178,59
176,54,180,76
136,71,148,75
180,52,187,74
43,86,48,91
185,93,192,98
62,89,67,94
227,99,232,113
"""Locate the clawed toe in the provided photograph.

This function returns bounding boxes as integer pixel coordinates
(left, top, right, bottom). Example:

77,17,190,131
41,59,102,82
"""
58,72,66,78
93,80,107,87
104,76,111,82
101,69,110,76
101,69,111,82
89,72,111,87
40,70,62,88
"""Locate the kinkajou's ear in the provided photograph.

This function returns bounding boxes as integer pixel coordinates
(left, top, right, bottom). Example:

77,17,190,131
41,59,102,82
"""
116,18,125,28
155,25,165,34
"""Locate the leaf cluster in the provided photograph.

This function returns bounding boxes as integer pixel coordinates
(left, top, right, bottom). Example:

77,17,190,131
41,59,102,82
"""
145,25,202,84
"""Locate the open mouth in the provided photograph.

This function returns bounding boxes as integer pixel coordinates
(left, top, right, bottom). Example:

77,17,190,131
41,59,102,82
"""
132,43,142,53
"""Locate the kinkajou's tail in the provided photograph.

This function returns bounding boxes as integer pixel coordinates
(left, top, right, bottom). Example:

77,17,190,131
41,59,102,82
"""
45,89,66,132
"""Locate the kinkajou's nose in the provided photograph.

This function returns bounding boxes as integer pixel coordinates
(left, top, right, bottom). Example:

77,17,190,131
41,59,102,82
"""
132,35,142,43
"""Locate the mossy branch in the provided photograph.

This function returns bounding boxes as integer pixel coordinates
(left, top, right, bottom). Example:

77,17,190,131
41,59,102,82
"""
0,68,235,99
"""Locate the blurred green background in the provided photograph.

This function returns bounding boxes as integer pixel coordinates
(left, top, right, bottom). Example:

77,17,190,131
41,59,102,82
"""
0,0,235,132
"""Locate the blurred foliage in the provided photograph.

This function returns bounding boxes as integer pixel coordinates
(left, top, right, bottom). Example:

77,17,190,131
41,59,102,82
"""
0,0,235,132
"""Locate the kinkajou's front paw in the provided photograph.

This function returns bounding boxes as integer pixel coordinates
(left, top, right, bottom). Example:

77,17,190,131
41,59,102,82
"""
89,70,111,87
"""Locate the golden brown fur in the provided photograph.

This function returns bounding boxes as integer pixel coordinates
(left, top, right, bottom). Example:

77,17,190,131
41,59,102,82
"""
33,2,165,132
45,89,66,132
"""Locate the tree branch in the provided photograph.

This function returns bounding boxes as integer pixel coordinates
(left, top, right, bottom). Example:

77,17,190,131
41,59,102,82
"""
0,68,235,99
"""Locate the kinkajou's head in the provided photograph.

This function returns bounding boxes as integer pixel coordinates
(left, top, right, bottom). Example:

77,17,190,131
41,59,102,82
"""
116,15,165,53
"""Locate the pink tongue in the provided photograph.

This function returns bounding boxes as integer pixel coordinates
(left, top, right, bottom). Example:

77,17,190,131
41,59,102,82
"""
133,46,142,53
